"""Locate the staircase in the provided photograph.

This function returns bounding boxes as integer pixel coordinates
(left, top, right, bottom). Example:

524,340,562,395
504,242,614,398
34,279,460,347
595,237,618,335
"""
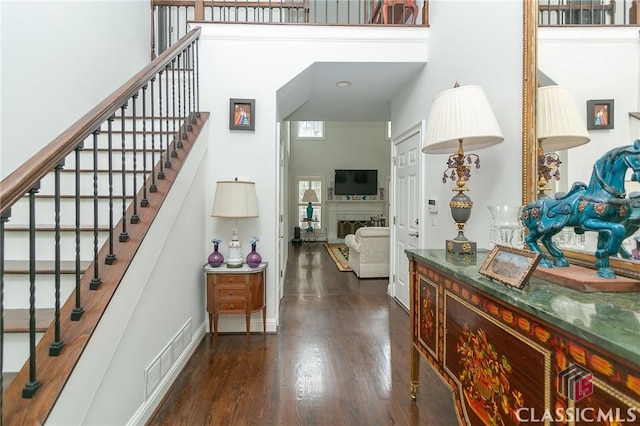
3,118,167,366
1,28,206,424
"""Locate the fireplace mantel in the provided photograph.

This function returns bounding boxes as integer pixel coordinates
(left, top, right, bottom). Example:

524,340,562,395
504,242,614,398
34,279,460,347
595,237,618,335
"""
326,200,387,242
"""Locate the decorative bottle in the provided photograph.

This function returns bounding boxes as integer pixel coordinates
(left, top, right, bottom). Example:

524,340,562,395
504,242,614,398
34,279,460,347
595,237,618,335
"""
246,236,262,268
246,243,262,268
208,239,224,267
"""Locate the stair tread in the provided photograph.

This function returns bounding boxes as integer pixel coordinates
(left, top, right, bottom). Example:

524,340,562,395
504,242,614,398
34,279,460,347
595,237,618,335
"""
119,115,185,119
4,260,91,273
5,225,111,231
3,308,55,333
83,147,165,152
96,130,179,135
60,168,149,173
31,194,135,199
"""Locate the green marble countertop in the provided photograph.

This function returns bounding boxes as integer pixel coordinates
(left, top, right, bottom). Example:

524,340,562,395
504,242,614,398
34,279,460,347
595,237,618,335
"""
405,249,640,366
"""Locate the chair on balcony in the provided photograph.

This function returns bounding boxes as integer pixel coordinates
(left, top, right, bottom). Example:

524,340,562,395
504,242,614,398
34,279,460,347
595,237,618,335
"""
371,0,419,25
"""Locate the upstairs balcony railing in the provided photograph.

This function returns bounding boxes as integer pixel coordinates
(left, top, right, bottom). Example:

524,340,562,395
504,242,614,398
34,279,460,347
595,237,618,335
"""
151,1,638,59
151,0,430,56
539,0,637,26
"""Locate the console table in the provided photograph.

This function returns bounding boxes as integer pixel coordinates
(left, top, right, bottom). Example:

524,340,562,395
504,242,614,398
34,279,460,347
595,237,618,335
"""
203,262,267,342
406,249,640,425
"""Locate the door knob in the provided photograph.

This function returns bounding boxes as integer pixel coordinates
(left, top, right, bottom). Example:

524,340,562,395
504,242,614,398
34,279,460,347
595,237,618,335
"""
409,232,419,237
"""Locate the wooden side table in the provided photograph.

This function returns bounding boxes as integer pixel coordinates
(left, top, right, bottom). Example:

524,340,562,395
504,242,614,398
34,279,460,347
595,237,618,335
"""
203,262,267,341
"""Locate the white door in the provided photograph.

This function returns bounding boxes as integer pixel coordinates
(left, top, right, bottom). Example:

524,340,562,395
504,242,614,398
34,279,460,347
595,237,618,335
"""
391,123,422,309
277,123,286,308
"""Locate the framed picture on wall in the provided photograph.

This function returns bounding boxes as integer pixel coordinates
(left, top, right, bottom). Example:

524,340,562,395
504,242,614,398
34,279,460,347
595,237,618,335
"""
229,98,255,131
586,99,614,130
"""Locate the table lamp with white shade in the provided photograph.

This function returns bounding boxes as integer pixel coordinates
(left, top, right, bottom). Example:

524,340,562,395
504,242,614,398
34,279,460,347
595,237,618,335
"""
211,179,259,268
301,188,318,231
422,84,504,254
537,85,590,199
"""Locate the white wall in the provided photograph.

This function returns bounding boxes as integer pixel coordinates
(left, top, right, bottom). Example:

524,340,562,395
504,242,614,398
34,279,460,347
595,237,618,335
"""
289,121,391,234
392,0,524,250
199,23,429,335
0,0,150,178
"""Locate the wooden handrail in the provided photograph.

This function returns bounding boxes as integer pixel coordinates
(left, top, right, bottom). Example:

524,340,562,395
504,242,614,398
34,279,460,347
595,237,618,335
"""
0,27,202,217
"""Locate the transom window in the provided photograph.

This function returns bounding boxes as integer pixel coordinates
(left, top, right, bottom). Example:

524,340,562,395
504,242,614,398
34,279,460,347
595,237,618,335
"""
296,121,324,139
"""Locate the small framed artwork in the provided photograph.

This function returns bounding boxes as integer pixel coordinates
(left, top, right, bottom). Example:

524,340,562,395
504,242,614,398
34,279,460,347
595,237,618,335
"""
478,245,541,290
586,99,614,130
229,98,255,131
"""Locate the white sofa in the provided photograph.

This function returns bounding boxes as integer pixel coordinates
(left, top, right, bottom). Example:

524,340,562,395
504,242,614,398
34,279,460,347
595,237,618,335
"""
344,226,390,278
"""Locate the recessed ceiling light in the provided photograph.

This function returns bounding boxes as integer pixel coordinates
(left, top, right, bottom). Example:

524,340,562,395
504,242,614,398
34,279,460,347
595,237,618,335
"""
336,80,352,88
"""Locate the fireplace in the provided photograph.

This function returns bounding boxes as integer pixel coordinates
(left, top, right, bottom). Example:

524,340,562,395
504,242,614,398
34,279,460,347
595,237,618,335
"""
337,220,369,239
326,200,387,242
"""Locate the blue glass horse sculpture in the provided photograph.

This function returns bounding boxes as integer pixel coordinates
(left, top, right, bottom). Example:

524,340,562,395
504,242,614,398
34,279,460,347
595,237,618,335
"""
521,139,640,278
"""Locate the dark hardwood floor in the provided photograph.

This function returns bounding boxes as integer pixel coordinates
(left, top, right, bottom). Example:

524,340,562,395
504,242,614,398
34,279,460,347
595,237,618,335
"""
147,243,459,425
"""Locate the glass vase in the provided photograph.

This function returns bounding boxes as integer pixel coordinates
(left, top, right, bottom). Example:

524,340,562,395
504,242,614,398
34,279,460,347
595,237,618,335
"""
246,243,262,268
487,205,524,248
208,243,224,267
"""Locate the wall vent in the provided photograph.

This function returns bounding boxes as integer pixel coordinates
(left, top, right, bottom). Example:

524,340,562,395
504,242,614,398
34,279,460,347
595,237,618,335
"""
144,318,192,399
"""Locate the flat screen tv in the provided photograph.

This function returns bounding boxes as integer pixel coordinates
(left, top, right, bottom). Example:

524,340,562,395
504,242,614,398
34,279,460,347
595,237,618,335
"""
334,169,378,195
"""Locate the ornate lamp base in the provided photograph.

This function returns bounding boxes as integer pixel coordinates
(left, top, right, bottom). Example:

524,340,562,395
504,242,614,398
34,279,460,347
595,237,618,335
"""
226,230,244,268
448,191,476,254
446,232,477,254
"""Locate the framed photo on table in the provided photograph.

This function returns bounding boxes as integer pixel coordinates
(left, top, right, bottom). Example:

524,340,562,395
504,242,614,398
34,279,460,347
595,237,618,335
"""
479,245,541,290
229,98,255,131
586,99,614,130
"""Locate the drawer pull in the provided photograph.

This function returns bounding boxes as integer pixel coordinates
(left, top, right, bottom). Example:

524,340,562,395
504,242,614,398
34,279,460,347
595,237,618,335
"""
229,304,234,309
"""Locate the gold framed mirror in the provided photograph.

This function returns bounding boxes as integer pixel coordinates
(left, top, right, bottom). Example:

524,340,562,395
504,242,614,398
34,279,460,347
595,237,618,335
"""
521,1,640,280
522,0,537,207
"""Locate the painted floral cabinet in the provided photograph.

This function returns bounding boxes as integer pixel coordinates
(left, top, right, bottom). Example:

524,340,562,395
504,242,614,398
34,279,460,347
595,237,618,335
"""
406,249,640,426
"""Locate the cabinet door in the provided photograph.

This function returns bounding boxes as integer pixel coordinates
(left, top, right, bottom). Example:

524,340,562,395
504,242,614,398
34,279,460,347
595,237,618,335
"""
250,272,266,311
444,291,551,426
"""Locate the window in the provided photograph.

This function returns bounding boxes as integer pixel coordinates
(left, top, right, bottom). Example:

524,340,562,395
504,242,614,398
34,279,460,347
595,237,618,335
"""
296,121,324,139
298,177,322,229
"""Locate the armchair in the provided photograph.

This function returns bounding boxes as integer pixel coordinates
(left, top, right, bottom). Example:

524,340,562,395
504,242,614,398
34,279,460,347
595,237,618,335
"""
382,0,418,25
371,0,419,25
344,226,390,278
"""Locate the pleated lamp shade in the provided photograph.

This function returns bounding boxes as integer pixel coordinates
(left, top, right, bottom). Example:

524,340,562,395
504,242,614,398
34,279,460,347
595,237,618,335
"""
422,85,504,154
301,189,318,203
211,180,259,218
537,85,590,152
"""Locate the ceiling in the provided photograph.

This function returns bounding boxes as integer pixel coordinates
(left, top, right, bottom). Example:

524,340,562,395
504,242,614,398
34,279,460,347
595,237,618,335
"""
277,62,426,122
